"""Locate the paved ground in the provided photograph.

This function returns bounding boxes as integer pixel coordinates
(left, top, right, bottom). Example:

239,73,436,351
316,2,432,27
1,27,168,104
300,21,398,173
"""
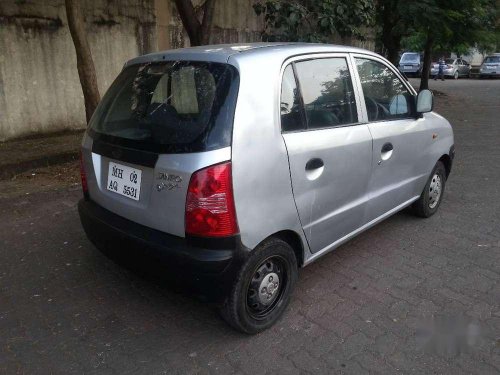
1,78,499,374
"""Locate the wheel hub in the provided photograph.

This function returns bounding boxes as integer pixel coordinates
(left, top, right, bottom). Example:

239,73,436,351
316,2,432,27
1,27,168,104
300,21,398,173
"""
428,173,442,208
258,272,280,305
246,257,286,318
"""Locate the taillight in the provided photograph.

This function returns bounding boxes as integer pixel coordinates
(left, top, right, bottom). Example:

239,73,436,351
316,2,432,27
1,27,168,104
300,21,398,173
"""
79,151,88,196
185,162,239,237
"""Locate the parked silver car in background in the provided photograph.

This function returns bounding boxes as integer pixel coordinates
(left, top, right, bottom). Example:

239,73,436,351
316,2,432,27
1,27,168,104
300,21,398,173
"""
78,43,455,333
431,58,471,79
480,53,500,78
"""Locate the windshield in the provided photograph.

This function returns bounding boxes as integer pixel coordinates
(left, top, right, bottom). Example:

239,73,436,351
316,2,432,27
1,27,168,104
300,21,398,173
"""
483,56,500,64
445,59,455,64
88,61,239,153
401,53,420,63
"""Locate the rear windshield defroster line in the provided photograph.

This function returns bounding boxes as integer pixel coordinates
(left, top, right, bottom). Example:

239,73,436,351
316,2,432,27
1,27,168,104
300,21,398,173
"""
88,61,239,154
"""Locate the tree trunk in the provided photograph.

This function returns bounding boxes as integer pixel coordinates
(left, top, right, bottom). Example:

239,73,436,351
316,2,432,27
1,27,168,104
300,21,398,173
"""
380,0,402,65
200,0,216,45
174,0,216,46
65,0,100,123
419,33,434,91
173,0,202,46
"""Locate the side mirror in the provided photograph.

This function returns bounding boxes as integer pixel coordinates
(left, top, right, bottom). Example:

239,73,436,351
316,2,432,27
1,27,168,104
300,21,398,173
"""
416,89,433,113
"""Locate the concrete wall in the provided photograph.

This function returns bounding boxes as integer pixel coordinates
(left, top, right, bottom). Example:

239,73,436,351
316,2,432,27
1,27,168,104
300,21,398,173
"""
0,0,157,141
0,0,373,141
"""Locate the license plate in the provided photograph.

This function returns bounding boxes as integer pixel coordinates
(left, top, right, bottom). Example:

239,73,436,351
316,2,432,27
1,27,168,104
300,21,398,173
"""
107,162,142,201
404,65,412,69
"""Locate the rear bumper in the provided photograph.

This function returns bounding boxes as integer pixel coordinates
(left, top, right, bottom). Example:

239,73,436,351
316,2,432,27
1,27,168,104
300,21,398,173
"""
78,199,248,301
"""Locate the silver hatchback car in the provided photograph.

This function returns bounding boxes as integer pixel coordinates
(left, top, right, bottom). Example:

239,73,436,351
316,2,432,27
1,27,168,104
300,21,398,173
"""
78,43,455,333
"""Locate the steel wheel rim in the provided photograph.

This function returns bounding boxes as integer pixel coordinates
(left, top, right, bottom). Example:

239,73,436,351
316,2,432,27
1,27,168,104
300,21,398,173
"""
428,173,442,209
246,256,288,320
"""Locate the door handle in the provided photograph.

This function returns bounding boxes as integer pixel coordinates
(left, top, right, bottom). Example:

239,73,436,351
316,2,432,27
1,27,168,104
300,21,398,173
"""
381,142,393,153
305,158,324,171
379,142,394,164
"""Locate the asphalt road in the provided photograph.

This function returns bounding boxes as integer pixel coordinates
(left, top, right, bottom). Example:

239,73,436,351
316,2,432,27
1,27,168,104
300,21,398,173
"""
1,78,499,374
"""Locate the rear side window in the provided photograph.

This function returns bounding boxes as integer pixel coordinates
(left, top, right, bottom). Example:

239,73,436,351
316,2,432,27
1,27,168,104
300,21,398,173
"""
355,58,414,122
294,58,358,129
89,61,239,153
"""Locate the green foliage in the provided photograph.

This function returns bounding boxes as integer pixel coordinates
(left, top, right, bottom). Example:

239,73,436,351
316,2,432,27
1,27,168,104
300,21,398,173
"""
401,0,498,55
253,0,374,42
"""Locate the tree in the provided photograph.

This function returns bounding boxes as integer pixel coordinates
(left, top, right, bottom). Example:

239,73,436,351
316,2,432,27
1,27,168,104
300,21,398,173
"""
401,0,498,90
173,0,216,46
65,0,100,123
374,0,410,64
253,0,374,43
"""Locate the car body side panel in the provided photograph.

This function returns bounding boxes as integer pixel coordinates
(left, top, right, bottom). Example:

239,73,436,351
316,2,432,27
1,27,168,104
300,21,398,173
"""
283,126,373,253
228,53,310,255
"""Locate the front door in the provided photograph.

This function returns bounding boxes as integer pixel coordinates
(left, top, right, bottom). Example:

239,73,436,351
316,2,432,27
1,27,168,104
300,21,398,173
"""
281,56,373,254
352,56,429,221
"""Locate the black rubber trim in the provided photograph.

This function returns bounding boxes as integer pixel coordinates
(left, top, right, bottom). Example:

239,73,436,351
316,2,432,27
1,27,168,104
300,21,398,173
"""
92,137,159,168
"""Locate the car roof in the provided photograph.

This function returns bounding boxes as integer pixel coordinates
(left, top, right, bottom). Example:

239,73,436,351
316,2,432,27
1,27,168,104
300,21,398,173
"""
124,42,375,66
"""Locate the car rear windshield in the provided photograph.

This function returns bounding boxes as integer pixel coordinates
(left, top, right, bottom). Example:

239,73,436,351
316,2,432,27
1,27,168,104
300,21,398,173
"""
483,56,500,63
401,53,420,62
88,61,239,153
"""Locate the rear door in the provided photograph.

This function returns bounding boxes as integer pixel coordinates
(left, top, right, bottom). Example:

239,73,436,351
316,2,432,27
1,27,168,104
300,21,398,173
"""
281,55,373,254
351,55,429,221
82,61,238,237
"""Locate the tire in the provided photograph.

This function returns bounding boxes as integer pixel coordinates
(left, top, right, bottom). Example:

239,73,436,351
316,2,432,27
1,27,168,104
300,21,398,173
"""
413,161,446,218
453,71,459,79
219,238,298,334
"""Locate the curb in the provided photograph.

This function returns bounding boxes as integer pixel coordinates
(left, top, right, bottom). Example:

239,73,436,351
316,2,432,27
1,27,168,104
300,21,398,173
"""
0,151,79,180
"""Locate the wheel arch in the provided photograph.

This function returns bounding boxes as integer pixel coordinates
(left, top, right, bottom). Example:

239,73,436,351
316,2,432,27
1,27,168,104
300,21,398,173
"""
438,153,452,178
258,230,305,267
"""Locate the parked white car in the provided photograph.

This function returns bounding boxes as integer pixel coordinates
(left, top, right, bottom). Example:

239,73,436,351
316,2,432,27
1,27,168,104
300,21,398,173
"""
431,58,471,79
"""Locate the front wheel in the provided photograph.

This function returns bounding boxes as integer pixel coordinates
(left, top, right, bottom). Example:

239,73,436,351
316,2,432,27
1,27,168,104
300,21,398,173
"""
413,161,447,218
453,71,459,79
220,238,298,334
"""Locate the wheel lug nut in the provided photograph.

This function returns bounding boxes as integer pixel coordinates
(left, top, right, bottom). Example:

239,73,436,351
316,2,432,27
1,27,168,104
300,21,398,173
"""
261,287,267,293
269,276,273,282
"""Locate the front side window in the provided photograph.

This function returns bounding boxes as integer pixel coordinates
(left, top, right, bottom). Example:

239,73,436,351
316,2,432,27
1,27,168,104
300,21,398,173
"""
294,58,357,129
355,58,414,122
280,65,304,132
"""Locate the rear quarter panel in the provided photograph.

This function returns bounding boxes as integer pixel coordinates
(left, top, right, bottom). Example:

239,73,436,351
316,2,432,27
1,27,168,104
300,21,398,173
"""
228,52,309,255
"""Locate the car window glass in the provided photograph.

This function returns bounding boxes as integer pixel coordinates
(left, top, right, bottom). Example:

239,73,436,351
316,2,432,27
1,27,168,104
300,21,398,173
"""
89,61,238,153
280,65,304,132
294,58,357,129
484,56,500,63
355,58,413,121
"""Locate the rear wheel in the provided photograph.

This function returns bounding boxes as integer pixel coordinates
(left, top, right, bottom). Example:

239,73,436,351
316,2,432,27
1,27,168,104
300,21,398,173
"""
413,161,446,218
220,238,298,334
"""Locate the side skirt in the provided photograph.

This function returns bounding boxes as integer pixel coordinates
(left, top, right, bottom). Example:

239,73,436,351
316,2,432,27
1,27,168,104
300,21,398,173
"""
303,196,420,266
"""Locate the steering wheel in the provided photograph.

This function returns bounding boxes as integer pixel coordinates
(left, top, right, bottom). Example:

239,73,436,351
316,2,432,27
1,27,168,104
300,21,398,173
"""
365,97,379,121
